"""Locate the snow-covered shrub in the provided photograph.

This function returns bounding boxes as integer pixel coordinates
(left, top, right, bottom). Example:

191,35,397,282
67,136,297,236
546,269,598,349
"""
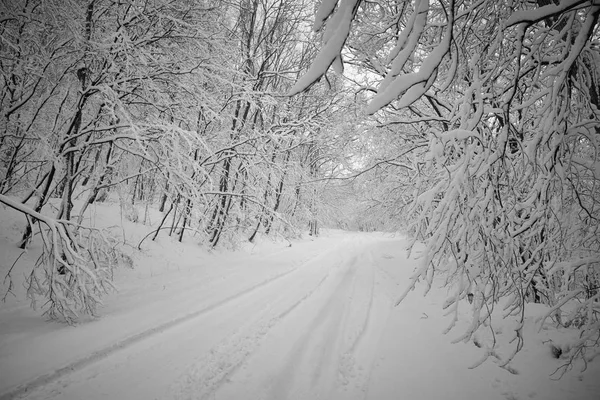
0,195,118,323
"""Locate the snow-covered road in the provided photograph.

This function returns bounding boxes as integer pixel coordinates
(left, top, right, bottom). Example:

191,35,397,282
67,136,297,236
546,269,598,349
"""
2,231,599,400
2,233,401,400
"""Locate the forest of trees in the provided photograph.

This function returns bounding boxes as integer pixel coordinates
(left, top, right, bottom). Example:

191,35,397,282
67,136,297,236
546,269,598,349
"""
1,0,599,372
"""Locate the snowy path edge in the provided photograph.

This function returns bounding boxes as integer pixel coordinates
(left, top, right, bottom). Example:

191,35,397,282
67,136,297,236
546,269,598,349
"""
0,265,301,400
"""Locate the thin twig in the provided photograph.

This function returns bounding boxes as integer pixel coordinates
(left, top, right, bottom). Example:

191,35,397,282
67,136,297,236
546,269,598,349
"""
2,251,25,302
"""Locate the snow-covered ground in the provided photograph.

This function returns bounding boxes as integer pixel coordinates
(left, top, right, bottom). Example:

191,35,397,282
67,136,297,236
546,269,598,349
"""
0,201,599,400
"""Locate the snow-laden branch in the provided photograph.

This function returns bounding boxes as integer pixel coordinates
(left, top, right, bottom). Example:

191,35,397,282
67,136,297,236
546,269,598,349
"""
505,0,590,27
0,194,117,323
288,0,360,96
314,0,339,31
366,0,454,114
380,0,430,91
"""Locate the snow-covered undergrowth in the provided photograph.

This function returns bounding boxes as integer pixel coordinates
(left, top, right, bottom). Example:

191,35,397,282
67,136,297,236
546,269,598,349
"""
0,198,340,396
1,201,599,400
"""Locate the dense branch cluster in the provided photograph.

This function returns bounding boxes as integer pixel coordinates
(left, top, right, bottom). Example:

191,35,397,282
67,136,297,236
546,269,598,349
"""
296,0,600,371
0,0,354,321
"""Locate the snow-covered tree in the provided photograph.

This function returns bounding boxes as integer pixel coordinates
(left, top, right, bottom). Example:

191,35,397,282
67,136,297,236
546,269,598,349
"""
0,0,356,321
0,0,242,320
293,0,600,372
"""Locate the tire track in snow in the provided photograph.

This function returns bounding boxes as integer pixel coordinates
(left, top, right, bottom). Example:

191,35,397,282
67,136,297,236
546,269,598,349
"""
337,251,377,389
201,247,372,400
175,239,368,399
182,240,393,400
0,263,305,400
265,255,359,400
171,267,334,400
213,243,393,400
337,250,394,400
5,236,388,400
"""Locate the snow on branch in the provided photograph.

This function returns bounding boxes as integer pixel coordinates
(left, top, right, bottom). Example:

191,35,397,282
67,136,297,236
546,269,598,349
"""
380,0,430,92
547,256,600,276
0,194,117,323
439,129,482,144
314,0,339,31
288,0,360,96
366,1,454,114
505,0,590,28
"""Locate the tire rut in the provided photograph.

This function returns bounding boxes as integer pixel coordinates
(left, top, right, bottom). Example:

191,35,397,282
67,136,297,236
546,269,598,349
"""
172,265,335,400
1,263,303,400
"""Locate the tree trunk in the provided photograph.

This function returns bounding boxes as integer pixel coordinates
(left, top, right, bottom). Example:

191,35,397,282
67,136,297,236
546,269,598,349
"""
19,164,56,249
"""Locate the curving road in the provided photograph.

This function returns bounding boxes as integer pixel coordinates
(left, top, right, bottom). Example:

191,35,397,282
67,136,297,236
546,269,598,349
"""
4,232,598,400
4,234,401,400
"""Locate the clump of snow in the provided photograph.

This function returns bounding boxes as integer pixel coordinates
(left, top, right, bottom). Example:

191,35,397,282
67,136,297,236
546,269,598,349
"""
288,0,360,96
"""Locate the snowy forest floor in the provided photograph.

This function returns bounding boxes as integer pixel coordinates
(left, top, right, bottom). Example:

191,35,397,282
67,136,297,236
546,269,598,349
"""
0,201,599,400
